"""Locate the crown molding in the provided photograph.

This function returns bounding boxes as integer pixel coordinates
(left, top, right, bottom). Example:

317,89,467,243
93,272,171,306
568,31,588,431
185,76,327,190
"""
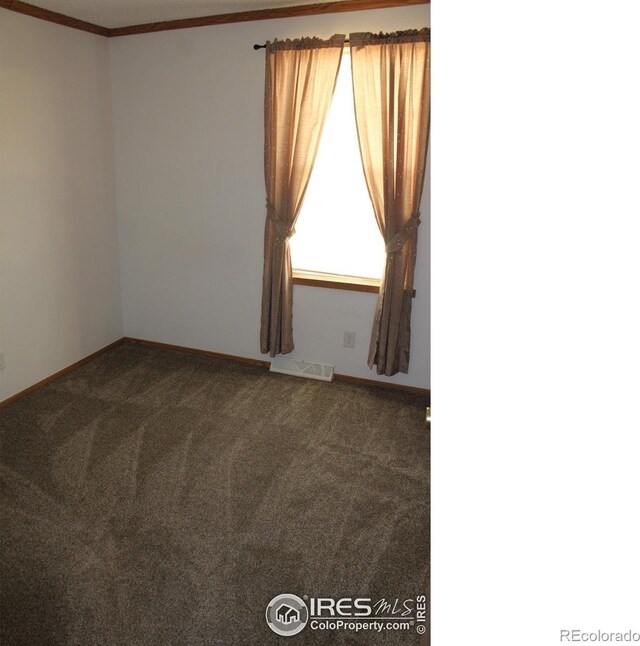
0,0,429,38
0,0,110,36
109,0,429,37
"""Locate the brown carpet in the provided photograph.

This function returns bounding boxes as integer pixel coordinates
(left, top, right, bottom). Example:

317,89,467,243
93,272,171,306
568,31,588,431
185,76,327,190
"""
0,342,429,645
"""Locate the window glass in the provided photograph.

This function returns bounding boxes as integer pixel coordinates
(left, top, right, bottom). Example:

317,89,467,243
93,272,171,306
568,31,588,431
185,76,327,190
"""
290,52,385,280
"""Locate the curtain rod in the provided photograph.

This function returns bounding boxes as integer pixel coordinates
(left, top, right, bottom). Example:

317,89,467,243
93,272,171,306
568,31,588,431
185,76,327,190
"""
253,30,430,50
253,40,350,50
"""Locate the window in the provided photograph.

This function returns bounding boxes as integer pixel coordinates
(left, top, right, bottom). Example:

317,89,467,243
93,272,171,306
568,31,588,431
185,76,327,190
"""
289,51,385,287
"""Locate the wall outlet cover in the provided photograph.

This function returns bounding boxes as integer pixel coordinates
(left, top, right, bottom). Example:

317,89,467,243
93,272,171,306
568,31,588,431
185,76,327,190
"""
343,331,356,348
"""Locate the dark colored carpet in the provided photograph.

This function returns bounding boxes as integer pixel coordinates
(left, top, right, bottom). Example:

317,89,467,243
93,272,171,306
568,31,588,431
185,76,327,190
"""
0,342,429,645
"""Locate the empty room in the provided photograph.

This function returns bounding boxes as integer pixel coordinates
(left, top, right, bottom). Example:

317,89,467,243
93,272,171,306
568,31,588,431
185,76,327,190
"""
0,0,430,643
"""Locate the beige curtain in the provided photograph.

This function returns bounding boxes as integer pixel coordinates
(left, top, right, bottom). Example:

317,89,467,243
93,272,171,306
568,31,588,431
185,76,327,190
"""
350,29,431,376
260,35,345,356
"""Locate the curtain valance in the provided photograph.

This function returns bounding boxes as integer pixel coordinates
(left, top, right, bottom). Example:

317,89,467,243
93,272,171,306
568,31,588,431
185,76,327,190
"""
265,34,346,52
349,28,430,48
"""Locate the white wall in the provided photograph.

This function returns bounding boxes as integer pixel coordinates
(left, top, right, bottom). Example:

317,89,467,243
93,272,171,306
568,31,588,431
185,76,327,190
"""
110,4,430,388
0,10,122,401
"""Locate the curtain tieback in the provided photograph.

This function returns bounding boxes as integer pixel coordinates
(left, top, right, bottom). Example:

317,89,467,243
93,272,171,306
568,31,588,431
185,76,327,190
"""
266,201,296,241
385,213,421,254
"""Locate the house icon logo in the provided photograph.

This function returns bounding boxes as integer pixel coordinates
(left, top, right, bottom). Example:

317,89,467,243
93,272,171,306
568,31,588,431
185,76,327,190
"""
276,604,300,625
266,594,308,636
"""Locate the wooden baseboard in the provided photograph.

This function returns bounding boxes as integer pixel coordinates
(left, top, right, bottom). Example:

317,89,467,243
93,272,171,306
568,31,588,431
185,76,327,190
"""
0,336,429,408
125,337,429,397
124,337,271,368
333,372,429,397
0,338,125,409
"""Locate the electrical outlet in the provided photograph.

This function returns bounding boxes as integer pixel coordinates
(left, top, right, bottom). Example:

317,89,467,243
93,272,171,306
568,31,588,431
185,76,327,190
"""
0,352,5,370
343,331,356,348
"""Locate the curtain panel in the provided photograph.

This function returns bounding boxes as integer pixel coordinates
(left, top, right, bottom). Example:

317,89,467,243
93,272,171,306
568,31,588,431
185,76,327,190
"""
350,29,431,376
260,35,345,357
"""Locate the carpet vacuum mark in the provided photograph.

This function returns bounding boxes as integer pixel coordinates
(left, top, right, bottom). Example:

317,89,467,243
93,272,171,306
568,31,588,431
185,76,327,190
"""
0,343,429,645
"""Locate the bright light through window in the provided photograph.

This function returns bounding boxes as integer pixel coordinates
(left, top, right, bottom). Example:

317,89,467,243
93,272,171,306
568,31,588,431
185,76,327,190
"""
290,52,385,280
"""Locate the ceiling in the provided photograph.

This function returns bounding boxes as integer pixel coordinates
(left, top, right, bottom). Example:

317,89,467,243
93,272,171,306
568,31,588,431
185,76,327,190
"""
26,0,343,29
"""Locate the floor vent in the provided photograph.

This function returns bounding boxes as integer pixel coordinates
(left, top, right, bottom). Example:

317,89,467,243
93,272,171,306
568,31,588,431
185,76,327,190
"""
269,357,334,382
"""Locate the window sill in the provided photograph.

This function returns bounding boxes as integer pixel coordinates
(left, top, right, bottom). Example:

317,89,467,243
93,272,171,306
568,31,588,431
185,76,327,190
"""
292,270,417,298
292,270,381,294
